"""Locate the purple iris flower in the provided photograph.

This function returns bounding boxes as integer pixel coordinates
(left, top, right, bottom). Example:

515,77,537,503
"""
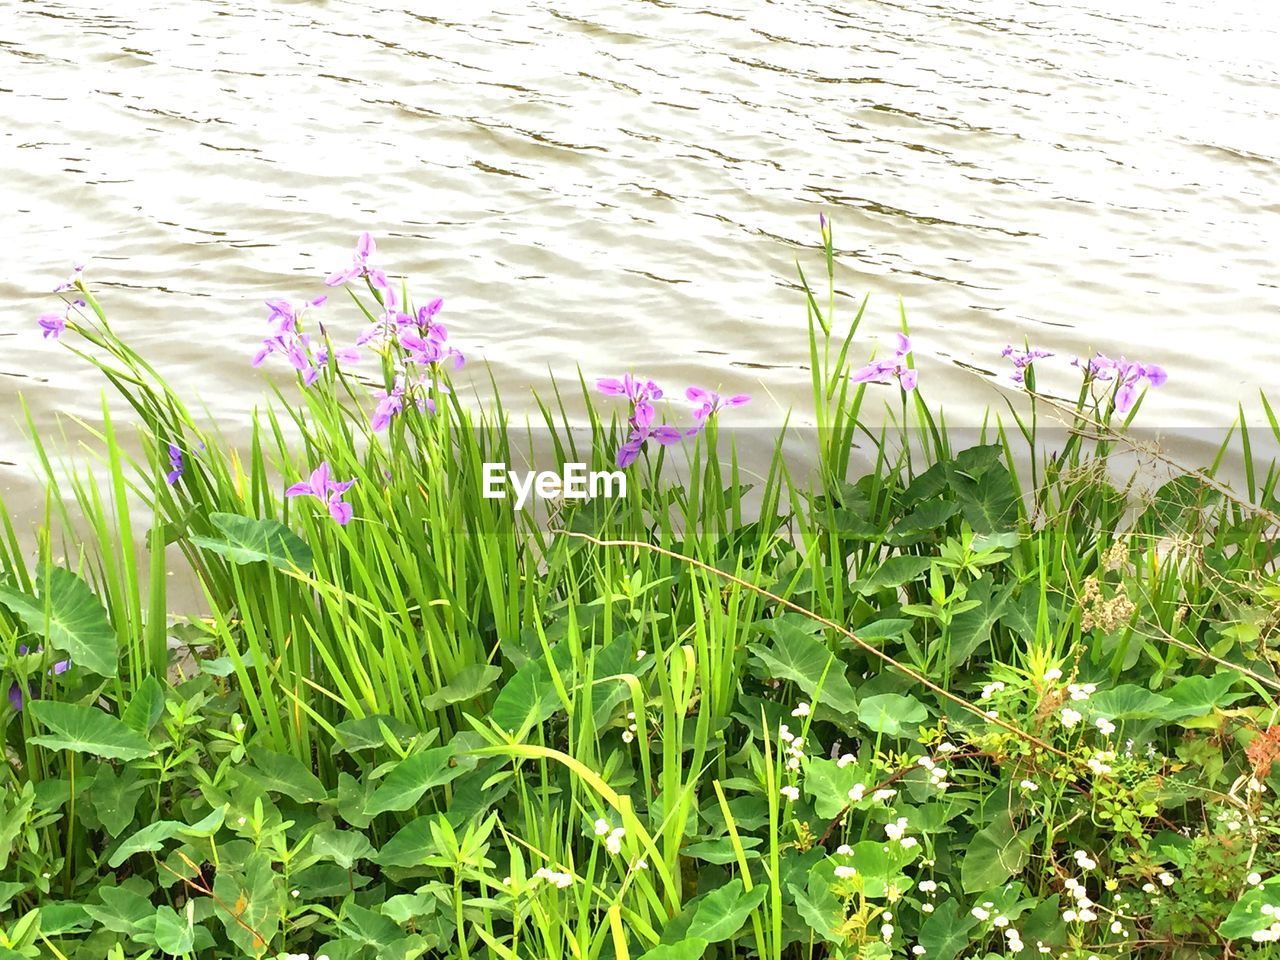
1075,353,1168,413
1001,344,1053,385
851,334,918,392
7,645,71,713
37,312,66,339
617,402,684,468
165,444,184,485
684,386,751,434
370,373,443,431
325,232,390,292
53,262,86,293
285,461,356,525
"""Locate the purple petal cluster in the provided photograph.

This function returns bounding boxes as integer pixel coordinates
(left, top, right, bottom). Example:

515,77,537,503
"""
53,262,86,293
285,461,356,526
252,296,348,386
325,231,390,292
1001,344,1053,385
852,334,918,392
371,371,445,432
36,294,86,340
1075,353,1168,413
165,444,184,485
7,645,71,713
598,376,752,467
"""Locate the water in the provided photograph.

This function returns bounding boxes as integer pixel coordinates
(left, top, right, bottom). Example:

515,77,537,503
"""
3,0,1278,508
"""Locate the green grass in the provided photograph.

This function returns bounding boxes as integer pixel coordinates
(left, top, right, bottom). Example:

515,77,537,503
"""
3,227,1280,960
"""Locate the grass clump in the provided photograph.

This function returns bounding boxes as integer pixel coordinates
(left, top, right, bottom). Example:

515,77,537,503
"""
4,226,1280,960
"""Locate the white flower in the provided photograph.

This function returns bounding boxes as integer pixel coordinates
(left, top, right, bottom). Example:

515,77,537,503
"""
880,923,894,940
981,681,1005,700
993,915,1009,927
921,902,934,913
913,947,926,956
1073,849,1098,870
605,827,625,855
594,818,611,836
290,889,300,898
872,788,897,802
635,649,646,661
622,730,635,743
917,755,936,771
636,859,648,870
936,741,957,754
533,867,575,888
1068,682,1096,701
836,843,853,855
786,756,801,771
1044,667,1062,682
1060,707,1083,728
1019,779,1038,792
837,753,856,768
919,880,937,893
1110,921,1123,934
1248,871,1264,886
1142,882,1156,893
1158,871,1175,887
778,724,793,743
791,702,811,717
972,906,990,921
848,784,866,802
1062,909,1077,923
834,865,857,879
900,836,919,849
1095,717,1116,736
885,817,909,841
780,785,799,802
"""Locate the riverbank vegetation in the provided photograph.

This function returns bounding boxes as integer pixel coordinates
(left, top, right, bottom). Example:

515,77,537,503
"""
4,228,1280,960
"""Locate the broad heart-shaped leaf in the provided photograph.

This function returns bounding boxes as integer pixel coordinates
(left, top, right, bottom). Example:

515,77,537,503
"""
89,764,151,838
490,641,574,733
0,783,35,871
952,463,1019,534
946,579,1014,669
190,512,313,573
888,498,960,545
918,898,980,960
804,757,867,819
153,905,194,955
312,825,376,870
1083,684,1173,721
0,565,117,677
686,879,768,942
213,850,279,957
856,693,927,737
1219,877,1280,939
108,806,227,868
854,555,932,595
1164,671,1249,721
239,747,328,803
364,745,478,816
28,701,154,761
748,621,858,715
121,676,166,734
423,664,502,711
637,939,709,960
961,814,1034,893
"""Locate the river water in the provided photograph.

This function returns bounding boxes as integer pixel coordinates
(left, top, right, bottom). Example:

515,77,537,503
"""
2,0,1278,507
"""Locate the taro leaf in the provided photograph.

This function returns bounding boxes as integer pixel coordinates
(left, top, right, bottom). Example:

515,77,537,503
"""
0,565,117,677
953,444,1005,477
0,783,35,871
686,878,768,942
332,714,422,754
953,464,1019,534
1164,671,1248,721
748,622,858,715
889,498,960,545
365,745,478,816
0,882,24,913
241,747,328,803
854,555,933,595
638,939,709,960
918,898,979,960
961,815,1034,893
382,892,438,926
853,618,913,645
339,901,402,948
1083,684,1173,721
856,693,927,737
190,512,313,573
28,701,154,760
121,675,166,734
35,901,90,936
83,884,155,935
790,868,844,943
490,641,574,733
313,825,376,870
423,664,502,711
154,905,195,955
803,757,866,819
1220,877,1280,939
213,850,279,957
108,806,227,868
947,579,1014,668
681,836,762,863
90,764,151,838
376,816,436,869
846,840,916,898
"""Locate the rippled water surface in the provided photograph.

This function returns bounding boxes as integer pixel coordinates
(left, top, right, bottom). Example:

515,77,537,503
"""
2,0,1278,499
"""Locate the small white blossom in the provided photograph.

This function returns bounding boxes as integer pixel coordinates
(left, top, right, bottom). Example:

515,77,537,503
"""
1094,717,1116,736
791,702,811,718
837,753,856,768
1043,667,1062,682
919,880,937,893
1158,871,1175,887
872,788,897,802
834,865,857,879
972,906,990,921
848,784,866,802
780,785,799,802
1019,779,1038,792
1248,871,1263,886
836,844,853,855
1060,707,1083,728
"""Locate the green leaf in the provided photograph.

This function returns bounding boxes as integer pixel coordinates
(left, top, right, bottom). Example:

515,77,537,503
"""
961,815,1033,893
946,580,1013,668
1164,672,1248,721
856,693,927,737
1220,878,1280,939
313,825,376,870
637,939,709,960
423,664,502,711
190,513,313,573
490,642,573,733
153,905,194,955
332,714,422,754
213,851,279,957
854,555,932,595
240,747,328,803
0,565,117,677
28,701,154,761
889,498,960,545
109,807,226,867
0,783,35,871
748,622,858,715
918,898,979,960
686,879,768,942
1084,684,1173,721
89,765,151,838
803,757,866,819
953,464,1019,534
121,676,166,734
365,746,478,816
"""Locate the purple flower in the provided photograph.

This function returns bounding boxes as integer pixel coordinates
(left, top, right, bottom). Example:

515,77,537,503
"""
684,386,751,434
37,312,66,340
1075,353,1168,413
851,334,918,392
325,232,390,292
7,646,71,712
165,444,184,485
285,461,356,525
370,372,441,432
1001,344,1053,385
53,262,86,293
599,375,684,467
